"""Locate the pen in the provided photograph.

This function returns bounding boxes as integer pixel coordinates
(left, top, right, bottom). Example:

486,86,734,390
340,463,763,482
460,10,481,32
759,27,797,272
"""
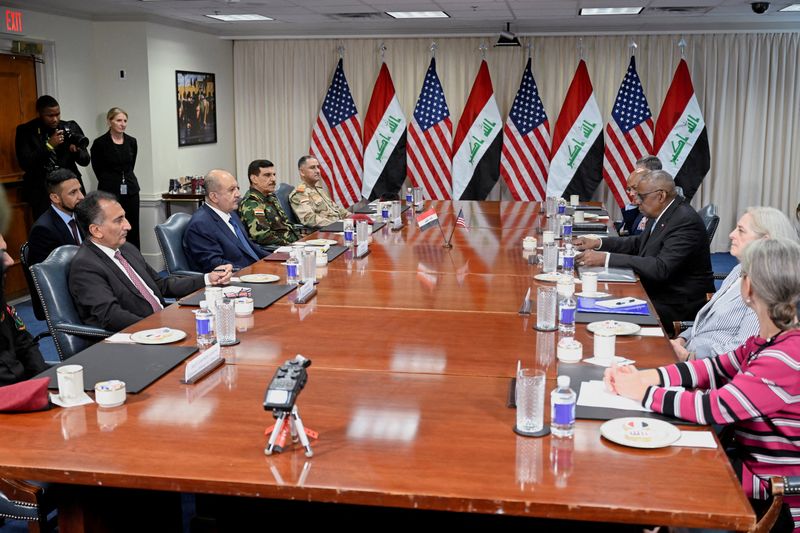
213,267,228,273
614,298,636,306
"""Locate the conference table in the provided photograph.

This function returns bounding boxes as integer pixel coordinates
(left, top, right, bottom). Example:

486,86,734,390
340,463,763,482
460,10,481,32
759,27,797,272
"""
0,200,755,531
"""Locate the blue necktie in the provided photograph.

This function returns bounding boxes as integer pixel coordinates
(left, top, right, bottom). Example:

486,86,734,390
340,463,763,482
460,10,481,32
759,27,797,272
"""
230,218,260,262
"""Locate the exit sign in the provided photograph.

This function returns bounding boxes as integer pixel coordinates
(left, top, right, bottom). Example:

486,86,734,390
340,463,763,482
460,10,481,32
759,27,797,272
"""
5,8,23,34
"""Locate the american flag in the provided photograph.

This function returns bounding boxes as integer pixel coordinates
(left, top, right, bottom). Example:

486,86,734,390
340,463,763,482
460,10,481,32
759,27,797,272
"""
602,56,653,208
407,58,452,200
500,58,550,201
310,58,363,208
455,208,469,232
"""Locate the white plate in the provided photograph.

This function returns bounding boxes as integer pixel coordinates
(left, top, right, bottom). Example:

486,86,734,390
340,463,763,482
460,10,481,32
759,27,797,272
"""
239,273,280,283
587,320,641,336
534,273,581,283
305,238,338,246
575,291,611,298
130,328,187,345
600,417,681,449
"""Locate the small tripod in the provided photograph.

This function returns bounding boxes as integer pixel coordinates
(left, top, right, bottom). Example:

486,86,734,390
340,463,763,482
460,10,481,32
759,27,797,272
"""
264,405,316,457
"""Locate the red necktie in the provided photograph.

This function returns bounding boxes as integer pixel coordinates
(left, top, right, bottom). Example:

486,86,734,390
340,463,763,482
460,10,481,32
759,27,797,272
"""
114,250,161,313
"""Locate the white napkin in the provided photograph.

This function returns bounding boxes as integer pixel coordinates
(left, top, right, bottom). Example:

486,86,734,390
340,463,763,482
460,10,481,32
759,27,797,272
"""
672,431,718,448
50,392,94,408
584,356,635,367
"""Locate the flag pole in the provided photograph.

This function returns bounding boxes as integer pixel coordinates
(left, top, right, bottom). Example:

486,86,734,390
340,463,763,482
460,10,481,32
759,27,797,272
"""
678,37,687,59
337,45,345,59
430,41,437,58
444,216,457,247
629,39,637,58
379,42,386,62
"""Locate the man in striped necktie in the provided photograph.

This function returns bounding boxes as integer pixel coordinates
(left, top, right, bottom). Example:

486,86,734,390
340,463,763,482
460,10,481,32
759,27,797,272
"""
69,191,232,332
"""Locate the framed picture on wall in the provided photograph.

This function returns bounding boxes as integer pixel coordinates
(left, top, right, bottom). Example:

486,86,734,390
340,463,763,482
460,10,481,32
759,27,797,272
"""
176,70,217,146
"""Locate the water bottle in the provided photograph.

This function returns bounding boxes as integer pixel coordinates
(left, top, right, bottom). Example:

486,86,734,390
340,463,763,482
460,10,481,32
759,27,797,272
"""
561,215,573,242
405,187,413,203
195,300,215,348
551,375,576,438
286,251,299,285
557,197,567,215
562,243,576,279
558,279,576,341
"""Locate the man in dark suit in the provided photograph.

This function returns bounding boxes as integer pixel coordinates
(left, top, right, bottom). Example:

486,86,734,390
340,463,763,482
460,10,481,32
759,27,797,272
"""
70,191,232,332
27,169,85,266
576,170,714,335
183,169,270,272
15,95,90,220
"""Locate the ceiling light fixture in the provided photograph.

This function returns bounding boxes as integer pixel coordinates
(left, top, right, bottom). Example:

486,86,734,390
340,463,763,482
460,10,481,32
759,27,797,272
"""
580,7,644,15
385,11,449,19
204,14,273,22
779,3,800,10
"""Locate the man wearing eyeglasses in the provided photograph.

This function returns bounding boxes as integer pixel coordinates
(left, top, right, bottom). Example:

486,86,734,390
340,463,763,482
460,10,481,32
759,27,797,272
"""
575,170,714,335
620,156,662,236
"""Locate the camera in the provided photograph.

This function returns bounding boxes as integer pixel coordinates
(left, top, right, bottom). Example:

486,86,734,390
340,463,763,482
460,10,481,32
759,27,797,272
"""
263,355,311,413
751,2,769,14
60,121,89,149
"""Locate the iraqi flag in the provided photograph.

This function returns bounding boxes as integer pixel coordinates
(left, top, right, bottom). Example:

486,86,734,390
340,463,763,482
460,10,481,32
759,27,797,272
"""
452,60,503,200
654,59,710,201
547,60,604,201
363,63,407,201
416,208,440,232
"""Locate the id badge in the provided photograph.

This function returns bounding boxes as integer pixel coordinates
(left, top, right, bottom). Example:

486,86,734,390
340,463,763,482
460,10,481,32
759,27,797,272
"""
120,183,128,195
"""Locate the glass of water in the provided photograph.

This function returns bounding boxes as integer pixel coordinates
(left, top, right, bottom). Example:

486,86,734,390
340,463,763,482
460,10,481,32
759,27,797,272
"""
216,298,237,346
542,241,558,273
412,187,423,210
356,220,370,245
301,249,316,285
536,286,557,331
545,196,557,218
516,368,546,434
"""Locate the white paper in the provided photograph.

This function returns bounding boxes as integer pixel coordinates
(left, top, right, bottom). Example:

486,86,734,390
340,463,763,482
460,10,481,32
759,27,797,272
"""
577,380,650,412
49,392,94,408
672,431,718,449
357,242,369,257
584,356,635,367
230,277,241,283
595,297,647,309
638,327,665,337
275,246,293,253
185,342,221,382
104,333,134,344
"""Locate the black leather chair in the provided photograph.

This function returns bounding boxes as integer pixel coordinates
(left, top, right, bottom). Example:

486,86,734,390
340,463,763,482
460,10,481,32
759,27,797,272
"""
154,212,201,276
275,182,313,235
748,476,800,533
698,203,720,245
18,243,51,343
29,245,113,361
0,478,54,532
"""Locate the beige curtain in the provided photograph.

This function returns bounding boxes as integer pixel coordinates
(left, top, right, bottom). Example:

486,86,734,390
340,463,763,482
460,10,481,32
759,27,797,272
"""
233,33,800,252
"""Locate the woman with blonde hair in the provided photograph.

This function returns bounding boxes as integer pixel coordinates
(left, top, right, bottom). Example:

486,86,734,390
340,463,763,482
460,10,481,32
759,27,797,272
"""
90,107,141,248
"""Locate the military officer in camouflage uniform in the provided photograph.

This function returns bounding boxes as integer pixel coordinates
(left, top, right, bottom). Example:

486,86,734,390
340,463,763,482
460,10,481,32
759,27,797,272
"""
289,155,349,228
238,159,300,246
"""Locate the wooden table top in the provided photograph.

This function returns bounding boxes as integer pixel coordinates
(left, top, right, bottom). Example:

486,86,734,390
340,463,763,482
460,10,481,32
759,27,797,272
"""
0,366,752,530
0,200,755,530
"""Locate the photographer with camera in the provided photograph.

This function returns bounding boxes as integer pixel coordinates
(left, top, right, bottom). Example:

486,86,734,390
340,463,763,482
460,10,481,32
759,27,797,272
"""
15,95,90,220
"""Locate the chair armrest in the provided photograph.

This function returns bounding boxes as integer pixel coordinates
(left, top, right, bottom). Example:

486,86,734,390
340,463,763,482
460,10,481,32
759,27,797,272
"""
672,321,694,337
713,272,728,280
173,270,203,277
53,323,114,338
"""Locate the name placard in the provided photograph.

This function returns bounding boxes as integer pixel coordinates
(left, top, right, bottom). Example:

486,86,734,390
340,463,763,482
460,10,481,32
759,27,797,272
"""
356,242,370,258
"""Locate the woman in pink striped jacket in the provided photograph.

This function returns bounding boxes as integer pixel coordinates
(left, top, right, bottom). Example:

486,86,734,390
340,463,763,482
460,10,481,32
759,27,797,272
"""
606,237,800,531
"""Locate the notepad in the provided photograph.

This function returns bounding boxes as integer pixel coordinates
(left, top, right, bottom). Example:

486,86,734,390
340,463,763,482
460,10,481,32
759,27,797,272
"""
576,380,650,413
577,297,650,316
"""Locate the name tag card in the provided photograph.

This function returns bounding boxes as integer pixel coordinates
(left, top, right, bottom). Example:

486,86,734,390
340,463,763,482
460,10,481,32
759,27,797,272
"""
182,343,225,384
293,281,317,304
356,242,370,258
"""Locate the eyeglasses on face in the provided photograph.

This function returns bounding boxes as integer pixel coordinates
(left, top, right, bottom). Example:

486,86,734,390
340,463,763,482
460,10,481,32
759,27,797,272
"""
636,189,664,202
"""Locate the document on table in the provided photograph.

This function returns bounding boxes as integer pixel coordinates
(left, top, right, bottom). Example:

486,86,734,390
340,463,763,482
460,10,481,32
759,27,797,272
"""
638,327,665,337
672,431,718,449
577,380,650,412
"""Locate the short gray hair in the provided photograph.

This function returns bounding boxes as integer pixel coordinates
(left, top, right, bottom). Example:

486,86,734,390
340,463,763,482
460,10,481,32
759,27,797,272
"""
639,169,676,199
746,206,799,242
635,155,662,171
740,238,800,331
204,169,229,197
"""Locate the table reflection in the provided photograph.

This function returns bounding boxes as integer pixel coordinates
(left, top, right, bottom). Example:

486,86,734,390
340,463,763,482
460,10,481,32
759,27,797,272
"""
58,406,88,440
346,407,420,443
515,435,543,489
390,346,446,373
97,405,128,432
140,396,217,426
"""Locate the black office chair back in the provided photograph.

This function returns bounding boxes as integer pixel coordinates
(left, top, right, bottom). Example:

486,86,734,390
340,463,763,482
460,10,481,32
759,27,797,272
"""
698,203,720,245
276,183,300,225
154,212,200,276
30,245,112,361
19,242,46,321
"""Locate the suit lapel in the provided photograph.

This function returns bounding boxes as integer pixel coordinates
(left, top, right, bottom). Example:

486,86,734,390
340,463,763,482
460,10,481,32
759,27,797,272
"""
639,200,681,255
48,208,77,245
87,242,160,305
205,205,256,258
